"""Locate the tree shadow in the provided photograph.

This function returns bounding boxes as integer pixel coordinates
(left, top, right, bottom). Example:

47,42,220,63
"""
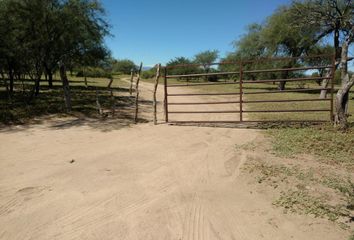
0,83,149,131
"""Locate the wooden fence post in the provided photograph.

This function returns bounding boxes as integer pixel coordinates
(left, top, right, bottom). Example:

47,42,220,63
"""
153,64,161,125
134,62,143,123
239,61,243,122
330,54,335,122
96,89,103,116
129,69,134,96
164,67,168,123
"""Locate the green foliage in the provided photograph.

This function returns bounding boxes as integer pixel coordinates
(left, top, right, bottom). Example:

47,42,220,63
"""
233,23,267,58
0,0,111,117
76,67,112,78
112,59,137,74
0,0,110,81
194,50,219,73
167,57,196,74
141,68,157,79
166,57,200,80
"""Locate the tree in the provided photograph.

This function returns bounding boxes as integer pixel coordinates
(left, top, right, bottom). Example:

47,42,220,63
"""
290,0,353,128
261,5,322,90
112,59,137,74
232,6,323,89
233,24,267,59
166,57,199,81
194,50,219,73
0,0,110,112
335,34,354,128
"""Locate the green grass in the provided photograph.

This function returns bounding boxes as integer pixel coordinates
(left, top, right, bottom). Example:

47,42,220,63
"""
274,190,349,223
266,126,354,168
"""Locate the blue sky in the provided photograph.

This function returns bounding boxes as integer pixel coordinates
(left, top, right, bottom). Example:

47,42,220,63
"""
102,0,292,66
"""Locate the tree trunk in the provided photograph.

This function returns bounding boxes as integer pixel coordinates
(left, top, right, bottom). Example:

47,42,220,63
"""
0,71,10,100
334,28,341,59
8,69,14,93
27,77,40,103
278,81,286,91
319,70,332,99
34,77,40,96
278,62,293,90
320,28,341,99
334,74,354,129
83,67,88,88
59,63,72,112
47,71,53,89
334,37,353,129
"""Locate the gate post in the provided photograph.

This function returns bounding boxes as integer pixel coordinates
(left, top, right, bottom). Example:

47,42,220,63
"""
239,61,243,122
164,67,169,123
330,54,335,122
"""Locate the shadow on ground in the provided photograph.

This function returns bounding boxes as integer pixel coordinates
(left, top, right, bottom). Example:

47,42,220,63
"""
0,81,151,132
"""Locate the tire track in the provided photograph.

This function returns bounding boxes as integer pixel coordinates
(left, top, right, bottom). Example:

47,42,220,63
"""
183,195,209,240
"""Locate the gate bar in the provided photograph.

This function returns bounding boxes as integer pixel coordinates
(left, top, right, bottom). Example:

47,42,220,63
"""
168,120,328,124
167,81,239,87
169,111,241,114
244,88,332,95
168,92,241,96
239,61,243,122
168,98,331,105
243,76,331,84
243,109,330,113
164,67,168,122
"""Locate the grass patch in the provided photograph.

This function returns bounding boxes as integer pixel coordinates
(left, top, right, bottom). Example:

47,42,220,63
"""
349,233,354,240
274,190,349,222
266,126,354,168
244,160,354,228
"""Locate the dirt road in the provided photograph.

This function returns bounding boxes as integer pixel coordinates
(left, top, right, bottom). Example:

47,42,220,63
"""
0,81,345,239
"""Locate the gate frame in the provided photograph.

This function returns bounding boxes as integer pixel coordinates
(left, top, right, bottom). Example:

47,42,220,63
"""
163,54,336,124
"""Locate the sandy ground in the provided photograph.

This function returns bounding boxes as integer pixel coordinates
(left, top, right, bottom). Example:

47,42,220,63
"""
0,80,347,240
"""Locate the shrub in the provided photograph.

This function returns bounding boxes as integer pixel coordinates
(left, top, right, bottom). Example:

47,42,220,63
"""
76,67,112,78
112,59,137,75
141,68,156,79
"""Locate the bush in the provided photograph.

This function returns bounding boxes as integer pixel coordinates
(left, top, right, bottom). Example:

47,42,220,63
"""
141,68,156,79
76,67,112,78
112,59,137,75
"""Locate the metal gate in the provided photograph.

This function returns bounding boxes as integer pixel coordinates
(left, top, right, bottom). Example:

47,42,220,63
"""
163,54,335,124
